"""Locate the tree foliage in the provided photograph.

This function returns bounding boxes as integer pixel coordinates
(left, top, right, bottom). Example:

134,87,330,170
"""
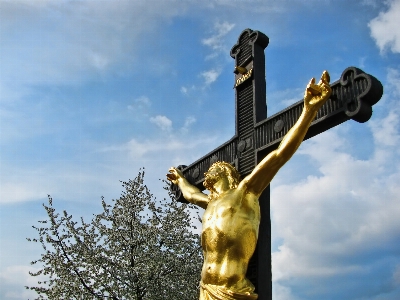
27,170,202,299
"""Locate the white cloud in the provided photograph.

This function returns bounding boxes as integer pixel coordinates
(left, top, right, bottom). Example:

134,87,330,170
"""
0,115,219,204
273,283,300,300
0,163,121,204
202,21,235,53
180,86,188,95
393,264,400,285
272,126,400,296
125,134,218,160
368,0,400,54
89,51,110,70
127,96,152,117
99,131,219,166
370,68,400,149
370,110,399,147
0,265,45,299
149,115,173,131
180,85,197,96
270,68,400,298
127,138,183,157
183,116,196,128
181,116,197,133
0,182,44,204
201,69,221,86
0,0,188,87
362,0,380,7
268,87,304,115
182,68,220,95
387,67,400,96
0,265,43,287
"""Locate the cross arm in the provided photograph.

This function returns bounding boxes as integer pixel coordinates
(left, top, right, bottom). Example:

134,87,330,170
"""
170,138,238,202
254,67,383,158
170,67,383,203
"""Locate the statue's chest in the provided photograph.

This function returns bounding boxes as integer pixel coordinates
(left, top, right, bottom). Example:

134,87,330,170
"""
201,193,259,252
201,201,237,249
202,195,241,232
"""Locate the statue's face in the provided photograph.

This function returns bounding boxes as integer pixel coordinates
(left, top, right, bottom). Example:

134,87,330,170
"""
204,166,224,190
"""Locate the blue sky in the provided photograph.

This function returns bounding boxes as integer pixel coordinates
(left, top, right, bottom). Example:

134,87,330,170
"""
1,0,400,299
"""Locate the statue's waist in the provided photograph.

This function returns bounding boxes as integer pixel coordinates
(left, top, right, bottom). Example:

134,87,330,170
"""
201,258,249,284
200,282,258,300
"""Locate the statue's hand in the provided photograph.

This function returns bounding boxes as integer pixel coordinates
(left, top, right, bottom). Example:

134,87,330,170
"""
166,167,184,185
304,70,332,112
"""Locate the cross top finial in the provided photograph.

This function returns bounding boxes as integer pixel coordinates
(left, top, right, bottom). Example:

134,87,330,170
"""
230,29,269,67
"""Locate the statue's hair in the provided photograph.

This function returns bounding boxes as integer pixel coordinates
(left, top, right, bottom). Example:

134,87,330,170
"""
205,161,241,201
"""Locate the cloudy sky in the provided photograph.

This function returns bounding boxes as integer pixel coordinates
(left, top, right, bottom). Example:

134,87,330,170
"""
1,0,400,299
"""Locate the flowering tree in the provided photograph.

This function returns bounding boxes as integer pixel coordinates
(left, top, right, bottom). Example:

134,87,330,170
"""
27,170,202,299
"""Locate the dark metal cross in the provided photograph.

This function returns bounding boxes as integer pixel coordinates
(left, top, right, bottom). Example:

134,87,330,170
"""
172,28,383,300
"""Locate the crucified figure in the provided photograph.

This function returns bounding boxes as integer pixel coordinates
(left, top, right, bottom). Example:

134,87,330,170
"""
167,71,331,300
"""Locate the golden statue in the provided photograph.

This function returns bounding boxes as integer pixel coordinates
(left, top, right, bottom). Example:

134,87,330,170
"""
167,71,332,300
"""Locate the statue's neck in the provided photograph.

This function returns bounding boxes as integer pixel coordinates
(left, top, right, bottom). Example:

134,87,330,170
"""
213,178,230,196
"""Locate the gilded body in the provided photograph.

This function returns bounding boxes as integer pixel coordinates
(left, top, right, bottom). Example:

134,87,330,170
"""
167,72,332,300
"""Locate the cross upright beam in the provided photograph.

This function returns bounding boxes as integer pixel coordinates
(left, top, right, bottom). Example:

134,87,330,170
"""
171,28,383,300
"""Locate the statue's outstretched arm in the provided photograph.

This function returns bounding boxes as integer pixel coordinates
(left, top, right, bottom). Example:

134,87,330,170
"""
167,167,209,209
242,71,332,197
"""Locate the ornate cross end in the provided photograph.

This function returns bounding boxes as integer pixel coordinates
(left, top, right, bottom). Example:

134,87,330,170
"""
337,67,383,123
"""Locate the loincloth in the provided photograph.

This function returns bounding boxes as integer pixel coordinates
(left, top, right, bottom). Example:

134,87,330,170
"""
199,282,258,300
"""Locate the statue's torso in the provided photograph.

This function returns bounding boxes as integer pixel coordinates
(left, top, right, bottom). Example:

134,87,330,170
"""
201,188,260,289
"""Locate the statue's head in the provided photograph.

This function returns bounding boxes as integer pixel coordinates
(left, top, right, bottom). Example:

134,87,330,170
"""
203,161,241,200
